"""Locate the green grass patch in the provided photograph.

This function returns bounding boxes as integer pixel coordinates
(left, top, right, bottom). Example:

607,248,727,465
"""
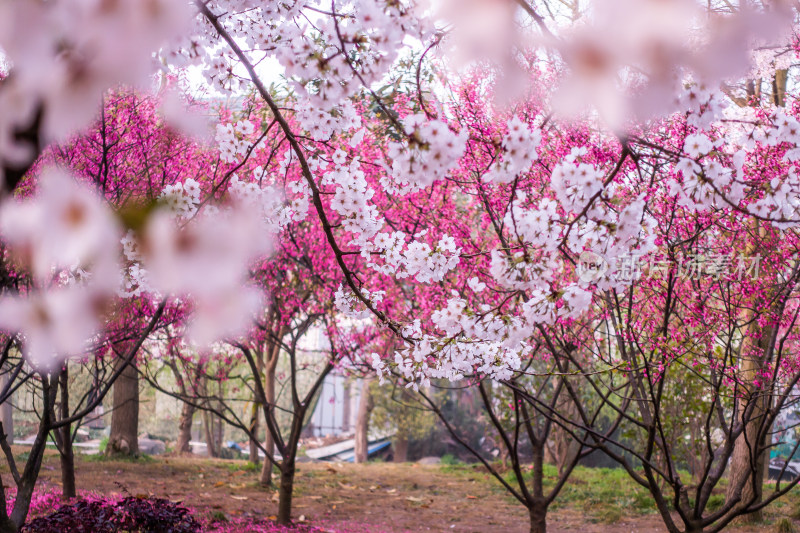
440,453,460,465
81,452,154,463
508,465,656,515
595,506,623,524
706,494,725,513
225,460,260,473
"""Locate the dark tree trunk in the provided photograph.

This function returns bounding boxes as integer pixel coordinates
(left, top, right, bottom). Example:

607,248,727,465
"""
277,459,295,525
248,410,261,465
0,476,16,533
58,367,76,500
214,381,224,454
528,415,548,533
107,355,139,456
9,374,58,529
0,515,15,533
273,345,330,527
529,505,547,533
249,351,263,465
354,378,374,464
249,406,260,464
275,397,310,526
176,400,194,454
1,372,12,445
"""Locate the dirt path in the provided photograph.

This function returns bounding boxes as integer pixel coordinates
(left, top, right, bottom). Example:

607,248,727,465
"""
8,451,795,532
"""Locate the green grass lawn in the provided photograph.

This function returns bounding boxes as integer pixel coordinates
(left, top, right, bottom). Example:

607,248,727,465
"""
441,460,800,528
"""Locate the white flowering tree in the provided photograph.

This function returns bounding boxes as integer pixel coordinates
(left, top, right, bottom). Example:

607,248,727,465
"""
0,1,799,533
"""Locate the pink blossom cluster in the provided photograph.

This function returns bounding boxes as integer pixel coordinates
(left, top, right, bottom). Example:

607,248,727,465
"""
0,0,798,396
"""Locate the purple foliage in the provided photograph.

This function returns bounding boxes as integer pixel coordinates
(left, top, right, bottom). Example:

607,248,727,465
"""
5,488,64,518
20,495,201,533
7,488,387,532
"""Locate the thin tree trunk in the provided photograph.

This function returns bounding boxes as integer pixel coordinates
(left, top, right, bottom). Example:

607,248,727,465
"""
273,336,331,526
773,69,788,107
276,396,312,526
260,338,280,486
202,409,218,458
168,354,195,455
9,374,58,529
176,400,194,454
259,364,276,485
354,378,374,464
276,408,302,525
215,381,224,454
107,354,139,456
249,351,264,465
198,376,218,458
393,434,409,463
342,380,351,433
249,402,260,463
58,367,76,500
0,430,12,532
1,371,12,445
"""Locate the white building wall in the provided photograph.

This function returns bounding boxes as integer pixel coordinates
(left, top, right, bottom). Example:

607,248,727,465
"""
308,374,362,437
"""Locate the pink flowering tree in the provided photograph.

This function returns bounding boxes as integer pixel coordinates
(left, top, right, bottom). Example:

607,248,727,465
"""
0,90,209,524
111,92,371,524
0,1,799,533
182,3,800,532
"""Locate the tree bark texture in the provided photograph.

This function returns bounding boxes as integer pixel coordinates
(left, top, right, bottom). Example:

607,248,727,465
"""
176,400,195,454
58,367,76,500
393,435,409,463
107,355,139,456
725,220,773,523
354,378,374,464
260,337,281,486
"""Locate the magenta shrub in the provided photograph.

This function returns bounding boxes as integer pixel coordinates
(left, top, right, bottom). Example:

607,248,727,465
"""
5,488,64,519
20,495,201,533
7,488,387,532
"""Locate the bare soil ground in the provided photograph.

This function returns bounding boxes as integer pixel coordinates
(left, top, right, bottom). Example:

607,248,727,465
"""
5,448,798,532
